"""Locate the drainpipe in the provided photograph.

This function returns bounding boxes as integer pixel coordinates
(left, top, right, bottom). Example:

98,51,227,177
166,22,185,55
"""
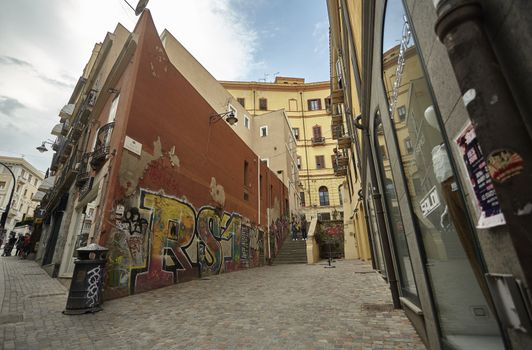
300,92,312,207
435,0,532,292
359,190,377,270
355,117,401,309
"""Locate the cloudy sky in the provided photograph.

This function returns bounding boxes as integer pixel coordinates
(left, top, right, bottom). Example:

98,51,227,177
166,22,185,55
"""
0,0,330,172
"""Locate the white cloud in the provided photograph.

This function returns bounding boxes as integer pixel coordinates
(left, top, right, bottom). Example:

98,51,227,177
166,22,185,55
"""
0,0,259,171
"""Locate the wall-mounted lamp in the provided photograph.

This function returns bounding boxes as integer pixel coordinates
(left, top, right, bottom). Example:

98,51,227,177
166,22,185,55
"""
209,110,238,126
36,140,55,153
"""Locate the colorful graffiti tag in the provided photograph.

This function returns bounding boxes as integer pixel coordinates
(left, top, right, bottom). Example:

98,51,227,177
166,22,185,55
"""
107,189,266,296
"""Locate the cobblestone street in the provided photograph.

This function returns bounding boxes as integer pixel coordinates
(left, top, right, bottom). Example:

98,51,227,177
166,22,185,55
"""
0,257,424,350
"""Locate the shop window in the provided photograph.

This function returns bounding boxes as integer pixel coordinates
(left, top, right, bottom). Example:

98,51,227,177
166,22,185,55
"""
319,186,329,206
382,1,502,346
374,112,419,304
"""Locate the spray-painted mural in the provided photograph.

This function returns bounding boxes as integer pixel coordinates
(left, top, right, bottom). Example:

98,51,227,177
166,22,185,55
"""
107,189,269,296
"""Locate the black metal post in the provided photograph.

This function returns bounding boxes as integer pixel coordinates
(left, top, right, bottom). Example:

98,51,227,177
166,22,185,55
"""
435,1,532,292
0,162,17,238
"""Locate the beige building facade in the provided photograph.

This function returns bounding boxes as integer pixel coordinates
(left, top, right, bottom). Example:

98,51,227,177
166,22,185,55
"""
0,156,44,238
221,78,346,226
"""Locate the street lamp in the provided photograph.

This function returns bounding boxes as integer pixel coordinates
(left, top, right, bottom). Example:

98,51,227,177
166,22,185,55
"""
36,140,54,153
209,110,238,126
0,162,16,238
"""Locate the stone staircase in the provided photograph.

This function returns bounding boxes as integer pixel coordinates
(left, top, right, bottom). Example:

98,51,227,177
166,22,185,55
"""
273,239,307,264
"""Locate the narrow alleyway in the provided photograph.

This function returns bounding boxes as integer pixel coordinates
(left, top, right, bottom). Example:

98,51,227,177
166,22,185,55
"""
0,257,424,350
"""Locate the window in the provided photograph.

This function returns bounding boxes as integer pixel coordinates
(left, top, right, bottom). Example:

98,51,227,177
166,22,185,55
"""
297,156,302,170
23,189,27,196
0,181,5,189
21,170,26,179
315,155,325,169
338,185,343,205
260,126,268,137
237,98,245,108
325,98,331,112
318,212,331,221
244,116,250,129
300,192,306,207
108,94,120,122
261,158,269,167
379,145,387,159
318,187,329,206
244,161,249,187
331,155,336,168
28,174,32,182
382,1,502,344
259,98,267,111
312,125,324,144
292,127,300,140
34,179,38,186
404,137,413,153
307,99,322,111
397,105,406,121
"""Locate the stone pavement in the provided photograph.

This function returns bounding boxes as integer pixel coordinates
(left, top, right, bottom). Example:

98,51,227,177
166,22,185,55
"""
0,256,425,350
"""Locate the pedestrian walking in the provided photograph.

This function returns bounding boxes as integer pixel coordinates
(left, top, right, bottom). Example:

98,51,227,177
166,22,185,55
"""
15,234,24,257
291,216,298,240
301,217,308,240
2,232,16,256
21,233,31,259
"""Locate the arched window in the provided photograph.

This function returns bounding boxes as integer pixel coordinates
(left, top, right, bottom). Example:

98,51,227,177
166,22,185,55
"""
319,186,329,206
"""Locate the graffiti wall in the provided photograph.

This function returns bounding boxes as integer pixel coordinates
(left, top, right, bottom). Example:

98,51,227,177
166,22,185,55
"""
106,189,266,297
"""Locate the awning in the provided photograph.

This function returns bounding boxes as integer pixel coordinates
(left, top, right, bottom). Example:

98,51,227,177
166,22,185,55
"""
51,123,63,136
38,176,56,192
59,103,75,122
32,191,46,201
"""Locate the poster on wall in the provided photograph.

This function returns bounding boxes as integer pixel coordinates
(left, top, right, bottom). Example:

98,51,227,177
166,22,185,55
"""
455,123,506,228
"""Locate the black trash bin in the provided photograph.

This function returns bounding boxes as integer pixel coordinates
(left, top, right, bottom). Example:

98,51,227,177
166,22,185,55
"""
63,243,108,315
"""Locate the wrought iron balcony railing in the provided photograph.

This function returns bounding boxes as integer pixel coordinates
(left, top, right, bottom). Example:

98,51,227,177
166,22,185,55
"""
90,122,114,170
311,136,326,145
76,152,92,187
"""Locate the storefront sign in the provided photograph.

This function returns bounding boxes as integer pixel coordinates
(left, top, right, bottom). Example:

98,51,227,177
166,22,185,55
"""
455,124,505,228
420,186,440,217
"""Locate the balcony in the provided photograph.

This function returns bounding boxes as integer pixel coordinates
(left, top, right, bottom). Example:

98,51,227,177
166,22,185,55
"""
90,122,114,170
79,177,94,200
331,89,344,104
57,140,74,164
332,125,344,140
334,165,348,177
331,113,343,126
76,153,92,187
336,154,349,167
311,136,325,145
337,135,352,149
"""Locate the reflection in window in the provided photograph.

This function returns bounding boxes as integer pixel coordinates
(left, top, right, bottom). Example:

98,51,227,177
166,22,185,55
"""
375,114,419,304
382,1,502,348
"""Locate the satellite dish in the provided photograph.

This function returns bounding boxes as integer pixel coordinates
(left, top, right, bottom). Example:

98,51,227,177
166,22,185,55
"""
135,0,149,15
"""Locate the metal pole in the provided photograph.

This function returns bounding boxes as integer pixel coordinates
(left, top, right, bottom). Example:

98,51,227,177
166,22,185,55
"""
0,162,17,237
435,0,532,292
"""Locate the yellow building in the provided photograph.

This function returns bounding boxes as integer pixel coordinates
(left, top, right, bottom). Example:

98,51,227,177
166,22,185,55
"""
221,77,345,224
326,0,371,262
